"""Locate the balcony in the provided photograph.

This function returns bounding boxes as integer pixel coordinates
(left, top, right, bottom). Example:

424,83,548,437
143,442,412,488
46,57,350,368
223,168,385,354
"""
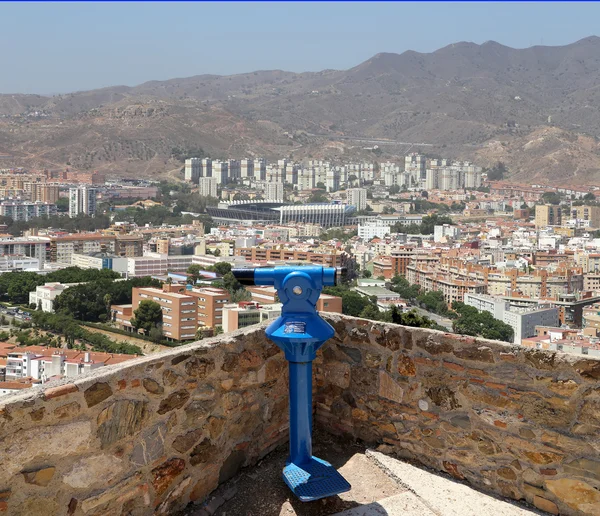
0,314,598,515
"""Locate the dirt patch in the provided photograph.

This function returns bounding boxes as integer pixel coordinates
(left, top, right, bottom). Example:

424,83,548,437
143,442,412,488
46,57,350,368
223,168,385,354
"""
84,326,171,355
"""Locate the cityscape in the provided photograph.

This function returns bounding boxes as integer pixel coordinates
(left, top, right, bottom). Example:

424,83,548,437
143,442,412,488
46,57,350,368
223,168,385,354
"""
2,2,600,516
1,152,599,387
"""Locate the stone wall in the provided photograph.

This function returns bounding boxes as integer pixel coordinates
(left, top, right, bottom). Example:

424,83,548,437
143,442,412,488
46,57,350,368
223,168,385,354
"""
315,315,600,516
0,327,288,515
2,315,600,516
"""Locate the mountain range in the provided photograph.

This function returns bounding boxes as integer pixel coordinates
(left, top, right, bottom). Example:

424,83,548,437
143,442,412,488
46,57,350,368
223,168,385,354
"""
2,36,600,184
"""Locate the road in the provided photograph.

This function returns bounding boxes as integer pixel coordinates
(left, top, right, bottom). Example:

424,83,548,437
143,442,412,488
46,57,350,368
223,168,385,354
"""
412,307,454,331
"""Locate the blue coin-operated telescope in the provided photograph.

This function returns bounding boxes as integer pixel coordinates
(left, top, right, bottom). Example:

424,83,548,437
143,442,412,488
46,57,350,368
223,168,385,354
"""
232,265,351,502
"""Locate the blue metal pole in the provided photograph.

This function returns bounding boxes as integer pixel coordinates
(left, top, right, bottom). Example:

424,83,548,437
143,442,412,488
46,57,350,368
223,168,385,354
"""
288,360,312,466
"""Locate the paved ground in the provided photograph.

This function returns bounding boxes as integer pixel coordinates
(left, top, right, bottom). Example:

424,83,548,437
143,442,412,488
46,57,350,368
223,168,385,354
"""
182,431,542,516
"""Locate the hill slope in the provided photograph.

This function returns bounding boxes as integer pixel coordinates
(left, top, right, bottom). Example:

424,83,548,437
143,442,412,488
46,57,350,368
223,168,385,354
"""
2,37,600,183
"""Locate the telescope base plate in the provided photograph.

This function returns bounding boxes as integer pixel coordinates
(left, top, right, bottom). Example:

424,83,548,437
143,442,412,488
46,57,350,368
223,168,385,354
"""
282,456,351,502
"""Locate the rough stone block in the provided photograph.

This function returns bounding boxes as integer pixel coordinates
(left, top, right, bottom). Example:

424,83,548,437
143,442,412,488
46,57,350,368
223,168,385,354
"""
84,382,113,408
379,371,404,403
157,390,190,415
43,383,78,400
152,458,185,497
63,455,124,488
533,495,559,515
97,399,147,448
22,466,55,486
546,478,600,513
143,378,164,395
131,422,167,466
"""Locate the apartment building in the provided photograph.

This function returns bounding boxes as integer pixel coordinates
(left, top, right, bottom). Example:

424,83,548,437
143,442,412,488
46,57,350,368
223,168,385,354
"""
185,158,202,183
4,346,135,383
265,182,284,202
112,285,198,341
126,253,194,277
571,205,600,229
0,201,57,221
189,287,230,329
348,188,367,211
235,247,344,267
69,186,97,217
222,301,281,333
199,177,218,198
0,236,51,266
24,183,60,203
50,234,116,263
535,205,561,228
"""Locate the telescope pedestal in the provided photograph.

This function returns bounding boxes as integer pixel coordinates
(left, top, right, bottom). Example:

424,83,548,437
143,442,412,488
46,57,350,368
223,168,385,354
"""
282,359,351,501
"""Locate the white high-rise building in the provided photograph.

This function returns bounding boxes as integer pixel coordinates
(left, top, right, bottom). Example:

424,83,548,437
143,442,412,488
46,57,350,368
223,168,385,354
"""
185,158,202,183
253,159,266,180
265,182,284,202
69,187,96,218
199,177,218,198
240,159,254,178
348,188,367,211
212,161,229,185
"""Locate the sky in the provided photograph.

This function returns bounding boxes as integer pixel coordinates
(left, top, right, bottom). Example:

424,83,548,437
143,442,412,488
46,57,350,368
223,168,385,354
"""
2,2,600,94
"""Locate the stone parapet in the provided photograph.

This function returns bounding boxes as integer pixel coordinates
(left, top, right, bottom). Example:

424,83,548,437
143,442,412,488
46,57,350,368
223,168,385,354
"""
1,315,600,515
316,315,600,516
0,326,288,515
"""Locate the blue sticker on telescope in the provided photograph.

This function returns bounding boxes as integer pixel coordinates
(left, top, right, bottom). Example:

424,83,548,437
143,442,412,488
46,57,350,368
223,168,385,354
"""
284,322,306,334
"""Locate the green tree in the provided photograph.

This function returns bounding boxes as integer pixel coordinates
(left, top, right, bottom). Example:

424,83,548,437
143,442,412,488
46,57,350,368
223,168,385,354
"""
308,190,328,203
583,192,597,202
212,262,232,276
148,325,164,344
541,191,562,205
451,302,514,343
389,184,400,195
131,300,163,334
359,304,381,320
187,264,202,284
487,162,507,181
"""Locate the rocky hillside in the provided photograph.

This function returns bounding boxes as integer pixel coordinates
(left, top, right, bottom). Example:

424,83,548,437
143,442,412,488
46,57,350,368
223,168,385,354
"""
2,37,600,183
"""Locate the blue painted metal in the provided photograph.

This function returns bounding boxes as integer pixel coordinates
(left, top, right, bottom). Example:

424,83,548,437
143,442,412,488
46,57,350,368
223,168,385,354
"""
232,265,351,501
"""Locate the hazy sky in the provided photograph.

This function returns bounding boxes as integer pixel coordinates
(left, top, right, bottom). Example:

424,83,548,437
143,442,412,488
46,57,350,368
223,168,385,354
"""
2,2,600,94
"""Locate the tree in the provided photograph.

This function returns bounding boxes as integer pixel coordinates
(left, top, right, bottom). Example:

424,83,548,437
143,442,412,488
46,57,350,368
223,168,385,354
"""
451,302,514,343
487,162,507,181
541,191,561,205
362,270,372,278
131,301,163,334
322,287,370,317
417,290,449,316
308,190,328,203
316,182,326,190
148,325,164,344
389,185,400,195
187,264,202,284
359,304,382,321
583,192,597,202
212,262,232,276
214,326,223,335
